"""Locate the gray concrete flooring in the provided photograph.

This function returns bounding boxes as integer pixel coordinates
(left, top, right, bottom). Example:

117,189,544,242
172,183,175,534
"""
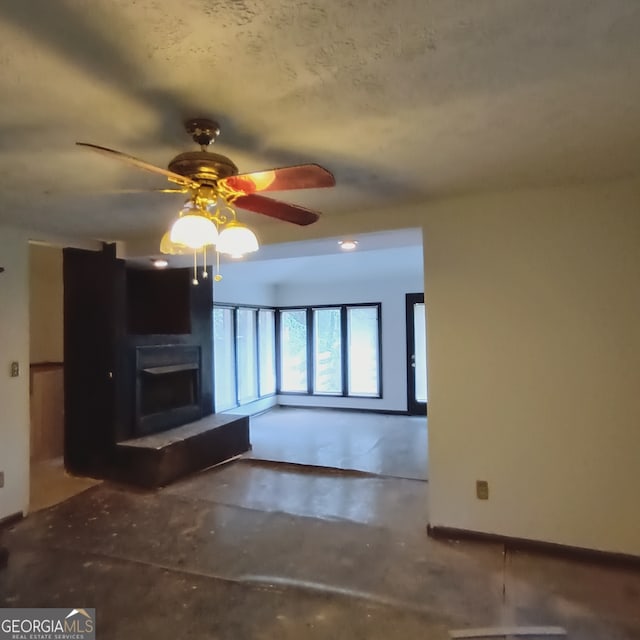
247,407,428,480
2,458,639,639
3,411,639,638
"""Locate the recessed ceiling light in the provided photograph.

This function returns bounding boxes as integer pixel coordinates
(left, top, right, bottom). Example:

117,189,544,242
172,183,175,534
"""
152,259,169,268
338,240,358,250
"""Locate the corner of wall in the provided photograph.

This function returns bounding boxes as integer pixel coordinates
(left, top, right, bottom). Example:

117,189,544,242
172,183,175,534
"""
0,226,31,519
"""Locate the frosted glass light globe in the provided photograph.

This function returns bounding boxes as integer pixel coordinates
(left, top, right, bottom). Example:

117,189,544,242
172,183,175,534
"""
170,214,218,249
216,222,259,257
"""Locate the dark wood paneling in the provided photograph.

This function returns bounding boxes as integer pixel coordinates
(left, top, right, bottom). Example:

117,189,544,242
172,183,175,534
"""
126,268,191,335
63,244,124,474
63,246,215,482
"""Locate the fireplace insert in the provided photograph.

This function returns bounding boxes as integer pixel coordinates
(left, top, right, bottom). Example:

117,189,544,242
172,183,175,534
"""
134,345,202,436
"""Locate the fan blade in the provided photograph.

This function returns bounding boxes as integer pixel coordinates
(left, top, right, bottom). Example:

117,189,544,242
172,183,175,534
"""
108,188,189,194
76,142,199,188
233,194,320,226
72,187,189,195
221,164,335,195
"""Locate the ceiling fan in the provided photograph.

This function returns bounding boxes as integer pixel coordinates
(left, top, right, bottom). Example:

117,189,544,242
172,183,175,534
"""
76,117,336,227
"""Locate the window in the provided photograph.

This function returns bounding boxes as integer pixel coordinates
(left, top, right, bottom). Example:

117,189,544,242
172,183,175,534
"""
278,303,381,398
212,307,236,412
213,305,276,411
258,309,276,396
236,308,258,404
347,306,380,396
279,309,308,392
313,307,342,394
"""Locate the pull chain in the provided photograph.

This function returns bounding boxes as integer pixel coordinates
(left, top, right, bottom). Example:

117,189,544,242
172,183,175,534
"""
202,245,209,279
192,249,198,285
214,249,223,282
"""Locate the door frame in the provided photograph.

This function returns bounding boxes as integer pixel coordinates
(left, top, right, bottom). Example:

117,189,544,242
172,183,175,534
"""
405,292,427,415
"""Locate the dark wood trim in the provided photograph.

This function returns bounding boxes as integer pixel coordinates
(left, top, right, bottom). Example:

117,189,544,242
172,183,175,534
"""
0,512,24,529
214,301,275,310
275,308,282,394
340,307,348,397
427,525,640,569
278,302,381,311
232,307,239,408
255,307,263,396
306,307,313,395
376,303,383,399
277,404,409,416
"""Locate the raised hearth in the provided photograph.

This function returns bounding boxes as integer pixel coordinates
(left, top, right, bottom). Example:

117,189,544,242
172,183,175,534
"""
114,413,250,488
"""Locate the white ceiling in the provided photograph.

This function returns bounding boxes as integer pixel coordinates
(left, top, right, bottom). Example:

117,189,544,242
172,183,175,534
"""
1,1,639,243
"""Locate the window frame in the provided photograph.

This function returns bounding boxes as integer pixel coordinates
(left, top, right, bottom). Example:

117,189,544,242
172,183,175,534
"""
276,307,311,394
212,302,277,411
258,308,277,397
312,306,343,396
276,302,382,399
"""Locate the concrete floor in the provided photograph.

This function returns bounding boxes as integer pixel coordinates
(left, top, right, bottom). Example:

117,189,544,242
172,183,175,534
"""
248,407,428,480
0,462,640,640
2,458,639,638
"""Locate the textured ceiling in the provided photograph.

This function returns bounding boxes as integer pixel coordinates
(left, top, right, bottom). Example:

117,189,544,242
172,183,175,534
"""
0,0,639,242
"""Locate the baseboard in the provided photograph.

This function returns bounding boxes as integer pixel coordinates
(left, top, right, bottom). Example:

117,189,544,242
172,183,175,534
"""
427,525,640,569
0,511,23,530
276,404,410,416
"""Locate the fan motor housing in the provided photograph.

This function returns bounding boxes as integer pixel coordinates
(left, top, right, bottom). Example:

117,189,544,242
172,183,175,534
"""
168,151,238,185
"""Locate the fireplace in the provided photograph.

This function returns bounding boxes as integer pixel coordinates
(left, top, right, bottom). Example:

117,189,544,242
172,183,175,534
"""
134,345,202,436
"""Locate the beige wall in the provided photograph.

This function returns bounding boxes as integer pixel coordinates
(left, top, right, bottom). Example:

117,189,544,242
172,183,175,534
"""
129,178,640,556
3,178,640,556
29,244,64,363
423,180,640,556
0,226,30,519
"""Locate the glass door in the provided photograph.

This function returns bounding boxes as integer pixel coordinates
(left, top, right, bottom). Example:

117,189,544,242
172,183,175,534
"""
406,293,427,415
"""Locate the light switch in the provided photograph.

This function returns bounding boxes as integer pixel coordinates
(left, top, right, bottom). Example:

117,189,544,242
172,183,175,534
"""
10,362,19,377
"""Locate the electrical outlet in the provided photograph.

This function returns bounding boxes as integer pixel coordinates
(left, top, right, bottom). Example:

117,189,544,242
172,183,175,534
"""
0,471,4,488
10,361,19,377
476,480,489,500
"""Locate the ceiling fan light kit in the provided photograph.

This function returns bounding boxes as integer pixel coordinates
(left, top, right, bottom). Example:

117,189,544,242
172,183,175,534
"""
77,117,336,283
216,221,259,258
170,211,219,249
